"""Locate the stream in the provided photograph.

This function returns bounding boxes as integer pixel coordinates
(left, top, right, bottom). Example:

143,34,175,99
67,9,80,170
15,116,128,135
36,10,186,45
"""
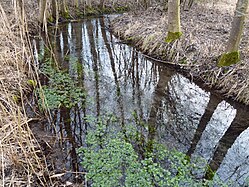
33,16,249,186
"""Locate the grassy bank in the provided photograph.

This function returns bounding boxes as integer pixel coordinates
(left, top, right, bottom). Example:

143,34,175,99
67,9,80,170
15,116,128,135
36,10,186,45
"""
0,1,50,186
111,1,249,105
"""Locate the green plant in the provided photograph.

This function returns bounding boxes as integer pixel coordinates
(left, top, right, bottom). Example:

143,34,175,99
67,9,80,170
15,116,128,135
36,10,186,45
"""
78,116,228,187
37,57,86,110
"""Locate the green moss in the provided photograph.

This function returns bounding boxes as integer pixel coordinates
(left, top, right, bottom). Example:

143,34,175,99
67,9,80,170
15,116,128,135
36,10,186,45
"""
114,5,130,13
61,10,70,19
217,51,240,67
13,95,20,103
27,79,37,87
48,15,54,23
85,6,99,16
165,31,182,43
205,165,215,180
126,36,134,42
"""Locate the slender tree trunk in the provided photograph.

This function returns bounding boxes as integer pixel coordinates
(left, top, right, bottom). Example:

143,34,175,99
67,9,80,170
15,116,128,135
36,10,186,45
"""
99,0,105,9
227,0,248,52
165,0,182,43
86,0,92,7
60,0,67,16
143,0,150,9
52,0,59,24
74,0,79,8
39,0,47,26
218,0,249,66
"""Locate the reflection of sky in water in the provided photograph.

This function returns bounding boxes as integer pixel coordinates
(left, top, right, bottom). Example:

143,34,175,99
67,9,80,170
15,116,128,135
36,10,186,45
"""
217,127,249,185
193,101,236,161
36,17,249,186
158,74,210,152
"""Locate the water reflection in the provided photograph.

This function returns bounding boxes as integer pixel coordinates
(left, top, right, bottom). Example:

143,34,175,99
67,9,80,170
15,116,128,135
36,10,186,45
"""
35,16,249,185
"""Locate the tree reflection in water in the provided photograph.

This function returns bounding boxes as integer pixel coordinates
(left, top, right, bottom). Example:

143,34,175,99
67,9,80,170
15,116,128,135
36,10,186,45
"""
35,16,249,186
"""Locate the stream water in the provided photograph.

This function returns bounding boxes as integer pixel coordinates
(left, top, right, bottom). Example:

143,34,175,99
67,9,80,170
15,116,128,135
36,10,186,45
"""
33,16,249,186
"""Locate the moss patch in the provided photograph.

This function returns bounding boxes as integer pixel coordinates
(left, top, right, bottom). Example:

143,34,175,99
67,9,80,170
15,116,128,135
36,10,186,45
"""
85,6,99,16
217,51,240,67
61,10,70,19
165,31,182,43
114,5,130,13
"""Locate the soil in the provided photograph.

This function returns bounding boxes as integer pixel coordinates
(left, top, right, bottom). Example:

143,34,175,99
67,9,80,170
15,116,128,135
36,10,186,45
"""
110,1,249,105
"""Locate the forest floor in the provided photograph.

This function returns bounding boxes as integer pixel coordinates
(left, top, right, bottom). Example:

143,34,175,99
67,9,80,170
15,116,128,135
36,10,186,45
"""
111,0,249,105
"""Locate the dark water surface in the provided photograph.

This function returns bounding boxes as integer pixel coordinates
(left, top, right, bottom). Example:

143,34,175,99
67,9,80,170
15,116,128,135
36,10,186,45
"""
34,16,249,186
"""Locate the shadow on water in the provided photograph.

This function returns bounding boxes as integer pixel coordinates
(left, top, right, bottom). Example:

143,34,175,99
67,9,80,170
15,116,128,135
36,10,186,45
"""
33,16,249,185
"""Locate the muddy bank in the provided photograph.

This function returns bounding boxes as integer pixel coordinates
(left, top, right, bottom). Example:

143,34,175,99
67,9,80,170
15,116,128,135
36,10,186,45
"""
110,2,249,105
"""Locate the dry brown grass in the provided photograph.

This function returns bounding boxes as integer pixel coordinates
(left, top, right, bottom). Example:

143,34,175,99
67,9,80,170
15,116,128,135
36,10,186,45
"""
0,1,50,186
111,1,249,105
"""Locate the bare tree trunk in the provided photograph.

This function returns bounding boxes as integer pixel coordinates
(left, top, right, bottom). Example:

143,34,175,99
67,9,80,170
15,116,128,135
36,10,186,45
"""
143,0,150,9
86,0,92,7
218,0,249,66
165,0,182,43
52,0,59,24
99,0,105,9
74,0,79,8
227,0,248,52
61,0,67,15
39,0,47,27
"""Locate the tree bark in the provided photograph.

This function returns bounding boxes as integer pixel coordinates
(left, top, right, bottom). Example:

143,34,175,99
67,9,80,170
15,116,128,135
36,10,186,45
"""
74,0,79,8
99,0,105,9
218,0,249,66
168,0,181,33
52,0,59,24
39,0,47,26
166,0,182,42
226,0,248,52
61,0,67,15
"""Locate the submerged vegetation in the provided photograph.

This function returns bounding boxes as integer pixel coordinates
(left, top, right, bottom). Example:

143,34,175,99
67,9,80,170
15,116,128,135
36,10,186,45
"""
37,57,85,110
78,115,230,187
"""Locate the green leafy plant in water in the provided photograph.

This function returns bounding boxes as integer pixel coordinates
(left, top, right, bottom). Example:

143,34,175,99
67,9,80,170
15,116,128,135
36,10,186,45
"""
77,115,229,187
37,57,85,110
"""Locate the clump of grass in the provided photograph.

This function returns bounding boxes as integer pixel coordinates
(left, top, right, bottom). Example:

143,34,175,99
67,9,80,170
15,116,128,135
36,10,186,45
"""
0,1,51,186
